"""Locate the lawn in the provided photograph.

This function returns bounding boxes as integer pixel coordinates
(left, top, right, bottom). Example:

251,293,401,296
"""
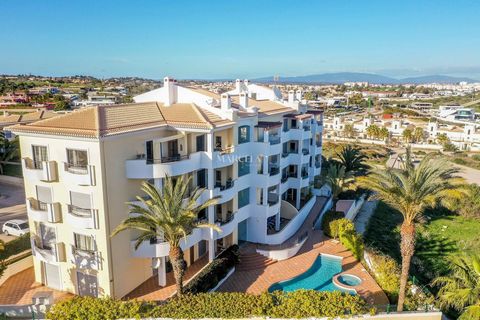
364,202,480,286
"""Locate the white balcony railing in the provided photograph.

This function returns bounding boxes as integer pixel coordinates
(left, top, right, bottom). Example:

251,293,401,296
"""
22,158,57,182
66,205,99,229
27,198,62,223
31,238,66,263
72,247,102,270
63,163,96,186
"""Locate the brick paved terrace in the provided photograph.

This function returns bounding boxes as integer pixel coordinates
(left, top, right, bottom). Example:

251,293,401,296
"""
124,255,209,301
0,268,72,305
218,198,389,305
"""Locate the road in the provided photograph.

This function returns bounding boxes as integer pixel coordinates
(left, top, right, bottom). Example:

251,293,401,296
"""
0,181,27,243
386,149,480,185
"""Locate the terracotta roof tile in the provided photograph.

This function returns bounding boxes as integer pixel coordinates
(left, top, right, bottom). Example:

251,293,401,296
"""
8,102,235,138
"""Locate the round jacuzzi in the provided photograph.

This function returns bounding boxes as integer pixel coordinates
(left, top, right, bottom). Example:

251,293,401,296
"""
337,274,362,286
332,273,362,293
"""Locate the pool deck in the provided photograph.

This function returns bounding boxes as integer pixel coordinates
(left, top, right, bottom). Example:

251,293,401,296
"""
218,199,389,305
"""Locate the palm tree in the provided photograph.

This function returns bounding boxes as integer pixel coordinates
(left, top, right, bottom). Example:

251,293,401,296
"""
379,127,390,141
324,162,354,202
0,133,19,175
111,176,221,295
335,145,367,175
433,254,480,320
413,127,424,143
436,133,450,147
358,149,463,311
366,124,380,140
402,128,413,143
343,123,355,138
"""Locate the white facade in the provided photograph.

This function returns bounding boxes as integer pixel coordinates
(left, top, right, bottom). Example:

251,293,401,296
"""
11,78,324,299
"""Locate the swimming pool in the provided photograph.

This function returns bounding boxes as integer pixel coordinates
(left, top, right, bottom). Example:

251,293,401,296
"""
268,254,355,294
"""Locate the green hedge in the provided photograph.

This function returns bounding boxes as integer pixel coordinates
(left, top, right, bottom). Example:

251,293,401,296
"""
321,210,345,237
184,244,239,294
47,291,372,320
0,233,31,261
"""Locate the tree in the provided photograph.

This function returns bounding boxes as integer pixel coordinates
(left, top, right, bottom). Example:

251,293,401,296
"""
111,176,220,295
335,145,367,175
343,123,355,138
436,133,450,147
433,254,480,320
413,127,424,143
303,92,316,101
402,128,413,143
324,162,354,201
366,124,380,140
0,133,19,175
358,149,463,311
451,184,480,218
348,93,363,105
378,127,390,141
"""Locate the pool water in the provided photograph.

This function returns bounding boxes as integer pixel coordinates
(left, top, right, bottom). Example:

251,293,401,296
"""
338,274,362,286
268,254,355,294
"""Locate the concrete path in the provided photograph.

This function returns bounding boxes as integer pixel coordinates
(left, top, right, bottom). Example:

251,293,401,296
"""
452,163,480,185
354,200,378,235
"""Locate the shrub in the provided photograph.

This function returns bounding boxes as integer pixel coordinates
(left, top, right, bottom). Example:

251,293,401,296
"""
46,296,157,320
452,158,467,165
0,233,30,260
184,244,239,294
341,230,364,261
48,291,371,319
329,218,355,240
321,210,345,237
472,154,480,161
366,250,400,302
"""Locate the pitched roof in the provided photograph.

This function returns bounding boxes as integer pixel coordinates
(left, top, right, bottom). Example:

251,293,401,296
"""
230,96,293,115
0,110,59,127
8,102,234,138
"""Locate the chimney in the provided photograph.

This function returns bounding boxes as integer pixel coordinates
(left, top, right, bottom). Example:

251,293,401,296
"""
295,90,302,101
3,111,8,117
239,93,248,108
244,79,250,88
235,79,242,93
221,93,231,110
164,77,177,106
288,90,295,103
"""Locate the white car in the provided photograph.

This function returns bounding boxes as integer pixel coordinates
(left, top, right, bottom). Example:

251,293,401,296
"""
2,219,30,236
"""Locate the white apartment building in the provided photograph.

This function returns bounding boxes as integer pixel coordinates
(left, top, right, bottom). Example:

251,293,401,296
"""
9,78,324,299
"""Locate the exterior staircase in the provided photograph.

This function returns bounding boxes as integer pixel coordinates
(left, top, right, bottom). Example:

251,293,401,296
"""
237,251,277,271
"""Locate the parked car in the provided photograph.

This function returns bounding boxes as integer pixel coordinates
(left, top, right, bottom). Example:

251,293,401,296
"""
2,219,30,236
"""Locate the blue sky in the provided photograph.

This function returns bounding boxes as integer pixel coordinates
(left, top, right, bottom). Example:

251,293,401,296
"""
1,0,479,79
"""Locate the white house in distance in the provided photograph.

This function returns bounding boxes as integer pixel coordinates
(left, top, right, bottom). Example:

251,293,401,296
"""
8,78,324,299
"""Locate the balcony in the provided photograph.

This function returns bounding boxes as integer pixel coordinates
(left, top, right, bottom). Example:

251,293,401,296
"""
269,135,281,145
66,205,99,229
214,179,234,191
31,238,66,263
63,163,96,186
301,169,309,179
22,158,57,182
27,198,61,223
269,166,280,176
72,247,102,270
268,193,280,206
214,145,235,155
216,212,235,226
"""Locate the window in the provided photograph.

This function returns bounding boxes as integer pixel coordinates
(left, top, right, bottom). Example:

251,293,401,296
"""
146,140,154,163
238,125,250,144
196,135,205,152
256,155,264,174
196,169,207,189
66,149,88,169
238,188,250,209
238,156,250,177
256,188,263,205
74,233,95,252
32,145,48,169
